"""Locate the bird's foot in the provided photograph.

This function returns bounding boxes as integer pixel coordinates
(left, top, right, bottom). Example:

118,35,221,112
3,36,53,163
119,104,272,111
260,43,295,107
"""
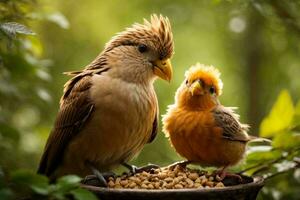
214,169,243,183
167,160,191,170
122,163,160,174
82,171,116,187
82,170,115,187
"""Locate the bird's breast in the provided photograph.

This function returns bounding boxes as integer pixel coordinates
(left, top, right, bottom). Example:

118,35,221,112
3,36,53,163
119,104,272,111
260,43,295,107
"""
163,107,246,167
67,75,157,170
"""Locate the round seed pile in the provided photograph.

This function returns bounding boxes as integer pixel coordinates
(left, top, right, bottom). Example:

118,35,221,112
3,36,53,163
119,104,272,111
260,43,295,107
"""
107,165,225,189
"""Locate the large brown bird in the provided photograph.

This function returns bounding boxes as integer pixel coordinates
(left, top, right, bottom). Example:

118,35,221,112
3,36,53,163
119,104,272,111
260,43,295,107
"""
38,15,174,184
163,64,269,180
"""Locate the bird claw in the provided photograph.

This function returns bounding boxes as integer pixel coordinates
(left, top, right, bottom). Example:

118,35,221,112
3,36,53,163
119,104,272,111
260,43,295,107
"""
123,163,160,174
214,170,243,183
82,174,106,187
82,171,115,187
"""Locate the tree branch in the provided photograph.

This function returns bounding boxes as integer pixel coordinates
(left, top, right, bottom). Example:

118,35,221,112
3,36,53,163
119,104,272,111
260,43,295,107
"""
264,157,300,180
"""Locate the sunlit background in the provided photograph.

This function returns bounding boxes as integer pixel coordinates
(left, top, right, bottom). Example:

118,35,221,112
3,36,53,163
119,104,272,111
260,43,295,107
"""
36,0,300,167
1,0,300,199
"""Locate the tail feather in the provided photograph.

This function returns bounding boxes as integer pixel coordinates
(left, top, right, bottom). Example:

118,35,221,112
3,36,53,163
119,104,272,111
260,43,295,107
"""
63,70,82,76
248,135,272,143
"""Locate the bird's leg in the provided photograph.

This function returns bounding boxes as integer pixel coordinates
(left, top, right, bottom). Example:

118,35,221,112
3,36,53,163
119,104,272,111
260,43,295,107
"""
122,162,160,174
167,160,191,170
214,166,242,182
82,164,115,187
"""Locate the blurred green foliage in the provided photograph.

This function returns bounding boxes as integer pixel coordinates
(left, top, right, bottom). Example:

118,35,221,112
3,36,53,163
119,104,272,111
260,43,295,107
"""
240,90,300,200
0,0,46,172
1,0,300,199
3,169,97,200
0,0,96,199
260,90,295,138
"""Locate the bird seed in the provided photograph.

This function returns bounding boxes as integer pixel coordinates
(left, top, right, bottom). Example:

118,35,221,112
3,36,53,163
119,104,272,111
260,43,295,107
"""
106,165,225,190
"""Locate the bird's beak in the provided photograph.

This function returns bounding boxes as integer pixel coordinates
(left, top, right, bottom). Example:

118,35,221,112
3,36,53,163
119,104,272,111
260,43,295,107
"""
190,81,204,96
153,59,173,82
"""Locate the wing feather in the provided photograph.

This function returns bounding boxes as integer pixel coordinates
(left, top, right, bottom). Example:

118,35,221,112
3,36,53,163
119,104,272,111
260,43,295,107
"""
213,106,250,143
148,110,158,143
37,74,94,177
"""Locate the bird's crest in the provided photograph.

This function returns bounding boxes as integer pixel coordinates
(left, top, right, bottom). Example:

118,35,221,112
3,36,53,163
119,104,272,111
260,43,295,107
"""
105,14,173,59
185,63,223,95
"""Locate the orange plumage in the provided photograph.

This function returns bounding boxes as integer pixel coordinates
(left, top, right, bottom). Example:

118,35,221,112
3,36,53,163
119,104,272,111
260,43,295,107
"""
163,63,261,178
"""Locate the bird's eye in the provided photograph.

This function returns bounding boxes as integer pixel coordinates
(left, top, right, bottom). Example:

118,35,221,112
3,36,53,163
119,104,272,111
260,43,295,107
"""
138,44,148,53
209,86,215,94
185,79,189,85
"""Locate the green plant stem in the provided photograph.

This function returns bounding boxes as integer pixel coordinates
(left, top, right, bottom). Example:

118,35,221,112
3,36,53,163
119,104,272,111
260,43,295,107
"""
264,157,300,180
239,147,300,175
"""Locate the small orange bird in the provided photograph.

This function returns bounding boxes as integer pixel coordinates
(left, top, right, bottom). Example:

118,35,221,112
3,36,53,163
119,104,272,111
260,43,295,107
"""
163,63,267,179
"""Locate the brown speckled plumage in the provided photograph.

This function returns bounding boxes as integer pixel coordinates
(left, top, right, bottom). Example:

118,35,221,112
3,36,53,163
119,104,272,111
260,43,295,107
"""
38,14,174,180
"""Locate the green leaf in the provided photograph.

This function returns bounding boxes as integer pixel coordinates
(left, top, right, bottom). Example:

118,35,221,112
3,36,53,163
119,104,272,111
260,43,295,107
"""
31,185,49,195
11,170,49,195
272,131,300,149
0,22,35,37
71,188,98,200
57,175,82,185
55,175,81,193
260,90,295,137
47,185,66,200
246,149,281,164
0,188,13,200
51,192,67,200
46,12,69,29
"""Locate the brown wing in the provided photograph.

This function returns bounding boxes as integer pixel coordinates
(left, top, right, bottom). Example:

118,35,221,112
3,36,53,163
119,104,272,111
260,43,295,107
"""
37,74,94,177
213,106,250,143
148,110,158,143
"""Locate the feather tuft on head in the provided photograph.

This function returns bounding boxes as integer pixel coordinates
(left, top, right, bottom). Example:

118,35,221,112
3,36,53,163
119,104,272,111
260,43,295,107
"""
185,63,223,95
105,14,173,59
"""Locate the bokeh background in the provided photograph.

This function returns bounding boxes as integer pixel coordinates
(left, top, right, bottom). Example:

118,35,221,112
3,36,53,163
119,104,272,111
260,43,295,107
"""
1,0,300,199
